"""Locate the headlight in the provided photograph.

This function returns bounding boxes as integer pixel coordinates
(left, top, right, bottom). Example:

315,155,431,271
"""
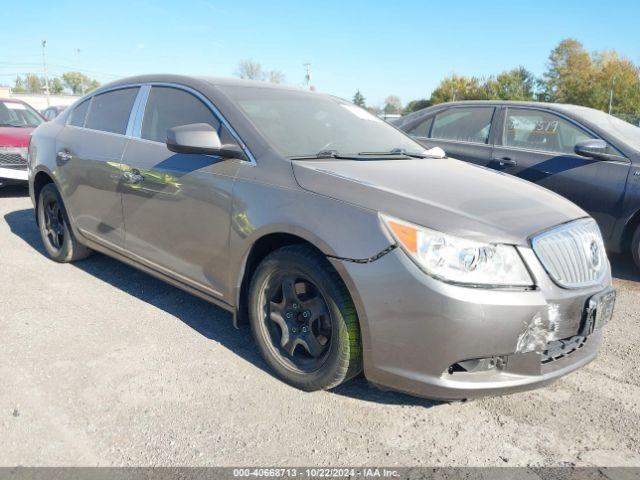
381,214,534,288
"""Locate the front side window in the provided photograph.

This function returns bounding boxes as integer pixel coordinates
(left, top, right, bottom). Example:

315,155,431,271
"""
69,99,90,127
218,85,425,158
141,86,236,145
504,108,594,154
407,116,433,138
431,107,494,144
84,87,139,135
0,101,43,128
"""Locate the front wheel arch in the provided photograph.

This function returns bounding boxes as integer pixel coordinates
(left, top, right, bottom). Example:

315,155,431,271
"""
622,208,640,256
32,170,56,225
235,233,329,327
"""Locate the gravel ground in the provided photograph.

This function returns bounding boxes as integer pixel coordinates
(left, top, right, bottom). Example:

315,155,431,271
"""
1,185,639,467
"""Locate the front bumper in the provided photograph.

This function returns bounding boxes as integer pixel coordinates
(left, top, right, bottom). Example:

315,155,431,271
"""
333,246,612,401
0,166,28,182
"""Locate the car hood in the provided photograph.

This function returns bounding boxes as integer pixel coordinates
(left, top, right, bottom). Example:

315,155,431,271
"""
0,126,34,147
292,157,587,246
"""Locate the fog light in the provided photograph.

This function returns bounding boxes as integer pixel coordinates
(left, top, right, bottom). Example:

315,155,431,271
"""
448,356,506,374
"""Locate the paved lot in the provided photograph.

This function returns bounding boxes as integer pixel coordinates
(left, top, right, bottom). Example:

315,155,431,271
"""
1,185,639,467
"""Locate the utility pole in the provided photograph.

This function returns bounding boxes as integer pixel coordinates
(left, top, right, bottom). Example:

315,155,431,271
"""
303,63,311,90
41,40,51,106
76,49,84,94
608,76,616,115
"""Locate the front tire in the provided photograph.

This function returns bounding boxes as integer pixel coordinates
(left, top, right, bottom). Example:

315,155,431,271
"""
248,245,362,391
37,183,91,262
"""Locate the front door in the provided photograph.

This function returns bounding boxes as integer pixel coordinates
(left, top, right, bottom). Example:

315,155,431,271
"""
120,85,242,301
491,107,630,240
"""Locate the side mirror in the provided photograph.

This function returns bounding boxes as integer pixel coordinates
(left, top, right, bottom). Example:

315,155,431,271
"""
574,139,608,160
166,123,247,160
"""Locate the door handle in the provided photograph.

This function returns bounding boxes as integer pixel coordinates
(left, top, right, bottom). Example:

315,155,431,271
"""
122,170,144,184
494,156,517,167
56,150,72,163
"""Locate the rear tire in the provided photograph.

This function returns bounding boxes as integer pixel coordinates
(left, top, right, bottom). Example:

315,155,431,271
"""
632,224,640,271
248,245,362,391
37,183,91,262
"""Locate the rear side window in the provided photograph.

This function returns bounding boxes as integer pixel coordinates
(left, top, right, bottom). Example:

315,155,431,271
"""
407,116,433,138
69,100,90,127
504,108,594,154
85,88,139,135
141,86,236,145
431,107,494,144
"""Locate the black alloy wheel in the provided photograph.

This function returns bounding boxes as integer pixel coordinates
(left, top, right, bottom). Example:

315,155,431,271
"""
249,245,362,391
264,273,333,372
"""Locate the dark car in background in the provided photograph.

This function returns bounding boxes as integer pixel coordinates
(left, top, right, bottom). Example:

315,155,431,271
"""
42,105,68,121
0,98,44,187
395,101,640,269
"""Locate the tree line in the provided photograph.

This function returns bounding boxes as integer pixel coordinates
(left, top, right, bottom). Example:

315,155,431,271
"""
357,39,640,123
12,72,101,95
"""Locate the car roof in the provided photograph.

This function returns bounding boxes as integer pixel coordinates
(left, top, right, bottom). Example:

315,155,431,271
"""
410,100,603,116
98,74,307,93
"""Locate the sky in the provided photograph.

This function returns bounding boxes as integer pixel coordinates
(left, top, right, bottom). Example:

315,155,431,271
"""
1,0,639,106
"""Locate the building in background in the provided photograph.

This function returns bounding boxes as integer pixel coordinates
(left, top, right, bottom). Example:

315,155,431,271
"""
0,86,79,111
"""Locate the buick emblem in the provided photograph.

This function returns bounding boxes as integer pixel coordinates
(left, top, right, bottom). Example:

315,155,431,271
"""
589,241,601,270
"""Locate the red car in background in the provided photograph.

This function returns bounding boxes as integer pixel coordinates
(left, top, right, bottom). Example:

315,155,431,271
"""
0,98,44,187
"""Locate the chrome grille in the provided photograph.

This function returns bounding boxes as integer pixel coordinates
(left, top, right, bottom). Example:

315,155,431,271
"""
531,218,607,289
0,152,27,169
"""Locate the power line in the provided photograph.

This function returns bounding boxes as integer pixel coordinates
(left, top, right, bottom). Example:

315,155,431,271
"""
0,61,122,79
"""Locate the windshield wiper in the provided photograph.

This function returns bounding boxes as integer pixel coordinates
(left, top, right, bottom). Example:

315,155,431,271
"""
289,148,436,161
290,150,367,161
359,147,447,159
358,148,434,159
357,148,414,158
0,122,26,128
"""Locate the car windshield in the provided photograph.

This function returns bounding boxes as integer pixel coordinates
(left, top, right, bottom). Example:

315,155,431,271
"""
574,106,640,150
219,85,425,158
0,101,43,127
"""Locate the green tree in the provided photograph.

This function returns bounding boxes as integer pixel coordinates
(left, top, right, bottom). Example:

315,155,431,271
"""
49,77,64,94
430,74,488,104
352,90,366,107
540,38,595,105
12,76,26,93
62,72,100,95
84,78,100,93
383,95,402,114
591,51,640,116
484,67,536,101
404,98,432,113
24,74,45,93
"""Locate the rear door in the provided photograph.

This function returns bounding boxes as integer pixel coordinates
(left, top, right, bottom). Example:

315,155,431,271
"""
491,107,631,239
119,85,242,301
405,106,496,166
55,87,139,248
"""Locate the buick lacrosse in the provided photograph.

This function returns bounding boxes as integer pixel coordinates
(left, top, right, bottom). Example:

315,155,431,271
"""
28,75,614,399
